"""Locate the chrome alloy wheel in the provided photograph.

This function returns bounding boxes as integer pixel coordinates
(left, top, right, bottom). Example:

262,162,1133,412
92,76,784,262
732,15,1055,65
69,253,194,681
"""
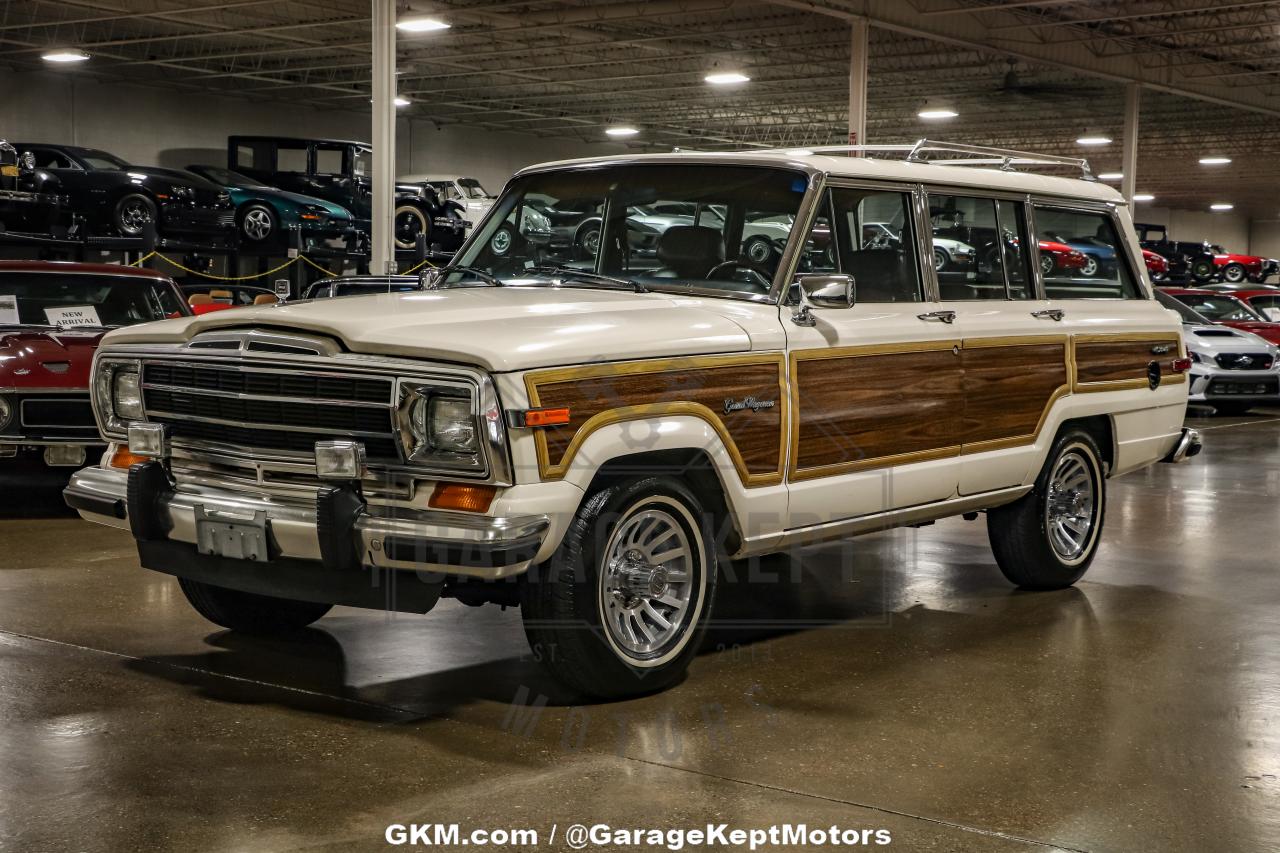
1044,449,1098,564
1080,255,1099,277
242,207,273,241
598,499,704,666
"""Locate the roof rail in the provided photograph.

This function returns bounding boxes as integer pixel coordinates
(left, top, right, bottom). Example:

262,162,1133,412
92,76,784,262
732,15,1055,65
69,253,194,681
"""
769,139,1094,181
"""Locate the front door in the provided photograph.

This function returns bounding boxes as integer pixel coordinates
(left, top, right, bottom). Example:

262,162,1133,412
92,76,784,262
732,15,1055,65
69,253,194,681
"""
784,184,964,529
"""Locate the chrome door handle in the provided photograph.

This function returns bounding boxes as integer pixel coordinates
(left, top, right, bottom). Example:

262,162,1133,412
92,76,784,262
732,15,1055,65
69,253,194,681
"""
1031,309,1065,321
917,310,957,324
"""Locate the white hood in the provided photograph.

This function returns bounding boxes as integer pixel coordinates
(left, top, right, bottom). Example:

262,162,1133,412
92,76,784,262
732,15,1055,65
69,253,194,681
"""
102,287,776,372
1182,323,1277,357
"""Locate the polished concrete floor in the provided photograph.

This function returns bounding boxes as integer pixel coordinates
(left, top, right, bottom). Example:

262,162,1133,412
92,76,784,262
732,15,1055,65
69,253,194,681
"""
2,408,1279,852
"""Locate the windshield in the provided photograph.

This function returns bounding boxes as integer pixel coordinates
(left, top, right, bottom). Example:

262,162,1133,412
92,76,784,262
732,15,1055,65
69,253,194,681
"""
0,273,185,327
457,178,491,199
452,164,810,299
1244,294,1280,322
1174,293,1265,322
194,165,267,189
1154,289,1208,324
352,148,371,178
80,149,130,170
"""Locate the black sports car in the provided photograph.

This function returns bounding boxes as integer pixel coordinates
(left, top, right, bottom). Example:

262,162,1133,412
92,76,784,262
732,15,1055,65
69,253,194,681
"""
12,143,235,244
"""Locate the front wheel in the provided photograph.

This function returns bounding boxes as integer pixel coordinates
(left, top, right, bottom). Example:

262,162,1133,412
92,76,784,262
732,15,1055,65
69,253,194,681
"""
1190,258,1216,283
987,428,1106,590
1080,255,1099,277
114,193,157,237
1039,253,1055,277
520,476,718,698
1222,262,1247,284
178,577,332,634
239,203,276,243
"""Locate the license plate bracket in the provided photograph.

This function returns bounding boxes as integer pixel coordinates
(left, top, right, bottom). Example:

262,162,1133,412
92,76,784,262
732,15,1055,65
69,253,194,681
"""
195,504,271,562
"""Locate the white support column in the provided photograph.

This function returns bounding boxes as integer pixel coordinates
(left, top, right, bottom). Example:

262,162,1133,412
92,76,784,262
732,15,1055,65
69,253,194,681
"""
848,17,869,152
370,0,397,275
1121,82,1140,206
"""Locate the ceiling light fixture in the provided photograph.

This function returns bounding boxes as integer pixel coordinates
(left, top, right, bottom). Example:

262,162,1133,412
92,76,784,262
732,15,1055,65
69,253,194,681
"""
1098,172,1123,181
1076,129,1112,146
1199,156,1232,165
1133,193,1155,202
705,72,750,85
41,48,90,63
606,126,639,137
396,16,450,32
1210,202,1234,211
394,96,411,107
917,100,958,120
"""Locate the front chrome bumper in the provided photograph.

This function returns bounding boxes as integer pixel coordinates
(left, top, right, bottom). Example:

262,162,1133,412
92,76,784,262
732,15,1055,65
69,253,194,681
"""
64,465,549,580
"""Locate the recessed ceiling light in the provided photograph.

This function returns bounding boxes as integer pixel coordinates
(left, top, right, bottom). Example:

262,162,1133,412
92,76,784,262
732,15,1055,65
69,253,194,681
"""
1098,172,1123,181
918,100,958,120
787,148,815,156
396,16,450,32
1133,193,1155,202
605,126,639,137
705,72,750,85
394,96,411,107
1210,202,1234,211
41,48,90,63
1199,156,1232,165
1076,130,1112,146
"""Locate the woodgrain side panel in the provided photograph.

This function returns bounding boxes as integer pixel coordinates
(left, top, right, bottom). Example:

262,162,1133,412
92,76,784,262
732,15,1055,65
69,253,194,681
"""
527,356,786,486
792,345,963,477
961,341,1069,447
1074,335,1184,390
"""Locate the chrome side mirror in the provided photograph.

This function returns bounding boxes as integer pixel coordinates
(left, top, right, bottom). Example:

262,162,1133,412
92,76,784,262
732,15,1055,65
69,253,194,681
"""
791,273,855,327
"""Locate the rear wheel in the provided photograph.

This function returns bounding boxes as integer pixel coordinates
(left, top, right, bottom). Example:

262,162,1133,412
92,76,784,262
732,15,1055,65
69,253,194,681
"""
1039,253,1055,277
987,428,1106,590
574,224,601,259
933,247,950,271
178,577,332,634
1191,258,1216,283
1080,255,1099,277
520,475,718,698
393,204,430,250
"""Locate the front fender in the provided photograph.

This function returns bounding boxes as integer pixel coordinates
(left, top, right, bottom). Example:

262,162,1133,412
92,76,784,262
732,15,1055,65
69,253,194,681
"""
550,414,789,548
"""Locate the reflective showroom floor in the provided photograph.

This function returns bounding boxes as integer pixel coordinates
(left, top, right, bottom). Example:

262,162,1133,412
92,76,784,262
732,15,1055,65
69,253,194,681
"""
1,407,1278,853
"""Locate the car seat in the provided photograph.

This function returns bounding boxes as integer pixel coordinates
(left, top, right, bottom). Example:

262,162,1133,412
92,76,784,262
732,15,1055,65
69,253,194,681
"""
652,225,724,279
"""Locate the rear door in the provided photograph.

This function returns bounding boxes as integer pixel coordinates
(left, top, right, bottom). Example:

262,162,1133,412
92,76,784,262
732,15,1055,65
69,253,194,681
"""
925,190,1072,495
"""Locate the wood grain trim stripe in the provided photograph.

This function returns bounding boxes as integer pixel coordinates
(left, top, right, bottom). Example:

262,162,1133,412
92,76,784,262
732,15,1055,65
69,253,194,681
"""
1072,332,1186,392
524,353,788,487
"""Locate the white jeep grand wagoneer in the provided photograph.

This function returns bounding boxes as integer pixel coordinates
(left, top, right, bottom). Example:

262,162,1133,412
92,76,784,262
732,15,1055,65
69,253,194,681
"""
66,141,1200,697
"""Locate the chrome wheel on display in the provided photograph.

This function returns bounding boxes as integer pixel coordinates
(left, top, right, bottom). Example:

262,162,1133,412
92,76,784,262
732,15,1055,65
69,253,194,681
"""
241,206,274,242
1040,253,1055,276
1044,449,1098,565
115,194,155,237
1080,255,1099,277
599,503,699,662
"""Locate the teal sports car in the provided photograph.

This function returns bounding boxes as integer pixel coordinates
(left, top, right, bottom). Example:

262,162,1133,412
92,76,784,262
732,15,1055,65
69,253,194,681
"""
186,164,358,247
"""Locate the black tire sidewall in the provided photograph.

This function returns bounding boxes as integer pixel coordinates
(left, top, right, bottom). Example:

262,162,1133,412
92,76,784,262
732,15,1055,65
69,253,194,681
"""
523,475,719,697
114,193,156,237
239,203,275,242
393,204,429,250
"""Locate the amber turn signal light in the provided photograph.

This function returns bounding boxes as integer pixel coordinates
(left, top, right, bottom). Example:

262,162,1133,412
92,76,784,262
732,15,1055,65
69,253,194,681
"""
519,407,571,428
109,447,149,469
429,482,496,513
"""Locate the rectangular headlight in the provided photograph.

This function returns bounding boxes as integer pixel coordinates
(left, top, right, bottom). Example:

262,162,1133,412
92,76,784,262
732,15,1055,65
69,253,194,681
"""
113,370,143,420
92,358,142,439
428,397,477,453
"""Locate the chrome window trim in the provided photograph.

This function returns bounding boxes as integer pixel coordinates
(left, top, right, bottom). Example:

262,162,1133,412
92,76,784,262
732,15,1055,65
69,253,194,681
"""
1029,197,1147,300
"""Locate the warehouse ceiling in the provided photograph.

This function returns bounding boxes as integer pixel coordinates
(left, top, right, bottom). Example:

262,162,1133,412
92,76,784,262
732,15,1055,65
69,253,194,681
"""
5,0,1280,215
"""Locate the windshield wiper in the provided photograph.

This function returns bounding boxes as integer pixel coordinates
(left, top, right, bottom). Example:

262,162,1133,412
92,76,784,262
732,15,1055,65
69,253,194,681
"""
431,264,502,287
529,265,647,293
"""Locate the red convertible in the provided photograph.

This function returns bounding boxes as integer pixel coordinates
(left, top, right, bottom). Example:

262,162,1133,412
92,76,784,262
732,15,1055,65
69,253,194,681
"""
0,261,189,471
1209,245,1277,285
1160,286,1280,346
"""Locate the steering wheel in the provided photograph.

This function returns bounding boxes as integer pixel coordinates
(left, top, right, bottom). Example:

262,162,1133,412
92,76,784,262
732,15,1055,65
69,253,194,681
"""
705,259,772,288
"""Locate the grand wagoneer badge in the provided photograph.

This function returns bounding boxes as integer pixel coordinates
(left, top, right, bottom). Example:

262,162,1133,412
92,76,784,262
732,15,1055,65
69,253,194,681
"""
724,396,777,415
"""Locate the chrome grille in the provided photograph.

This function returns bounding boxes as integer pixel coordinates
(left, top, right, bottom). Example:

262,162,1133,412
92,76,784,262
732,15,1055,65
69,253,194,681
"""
140,360,401,462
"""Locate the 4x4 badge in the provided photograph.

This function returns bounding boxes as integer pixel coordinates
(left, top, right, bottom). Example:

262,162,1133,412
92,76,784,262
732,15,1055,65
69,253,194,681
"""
724,396,776,415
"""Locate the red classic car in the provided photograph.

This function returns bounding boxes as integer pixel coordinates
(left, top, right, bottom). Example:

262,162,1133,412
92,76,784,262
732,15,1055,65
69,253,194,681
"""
1209,245,1277,285
1037,239,1087,276
1159,286,1280,346
1142,248,1169,280
0,261,189,471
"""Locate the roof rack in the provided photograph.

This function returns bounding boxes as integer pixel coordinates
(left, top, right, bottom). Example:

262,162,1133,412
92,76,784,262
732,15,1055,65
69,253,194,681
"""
772,139,1095,181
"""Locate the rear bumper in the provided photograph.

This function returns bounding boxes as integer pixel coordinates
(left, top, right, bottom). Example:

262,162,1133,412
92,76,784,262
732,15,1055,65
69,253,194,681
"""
65,464,552,585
